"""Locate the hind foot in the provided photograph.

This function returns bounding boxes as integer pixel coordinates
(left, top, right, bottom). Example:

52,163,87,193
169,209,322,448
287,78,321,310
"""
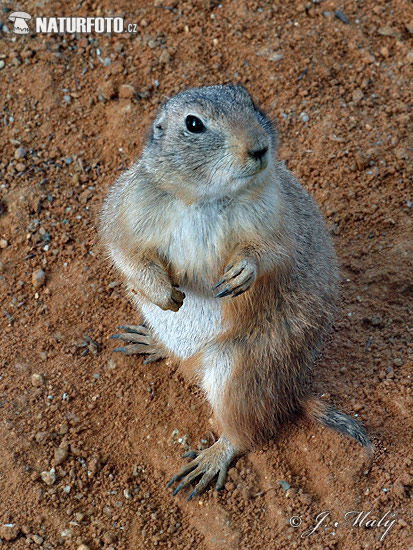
167,436,239,500
111,324,167,364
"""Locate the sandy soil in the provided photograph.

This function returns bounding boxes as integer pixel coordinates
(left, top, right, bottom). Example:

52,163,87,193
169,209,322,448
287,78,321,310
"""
0,0,412,549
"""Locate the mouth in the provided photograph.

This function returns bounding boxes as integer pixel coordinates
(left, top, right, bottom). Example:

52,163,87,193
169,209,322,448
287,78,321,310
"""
238,158,268,179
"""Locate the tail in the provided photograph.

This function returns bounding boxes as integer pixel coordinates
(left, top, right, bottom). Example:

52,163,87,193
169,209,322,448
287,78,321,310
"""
303,396,374,455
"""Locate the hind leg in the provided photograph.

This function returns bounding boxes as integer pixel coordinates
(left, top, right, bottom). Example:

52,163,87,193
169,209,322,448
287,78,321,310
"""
168,342,245,498
111,324,168,364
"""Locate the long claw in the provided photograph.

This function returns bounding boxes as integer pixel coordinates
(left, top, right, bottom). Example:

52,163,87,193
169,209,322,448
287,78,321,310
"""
227,267,244,280
174,465,204,496
118,325,149,335
111,324,166,360
143,354,162,364
212,279,226,290
187,472,215,500
216,288,232,298
231,289,246,298
168,437,238,499
214,259,256,299
215,466,228,490
110,333,149,344
167,461,197,488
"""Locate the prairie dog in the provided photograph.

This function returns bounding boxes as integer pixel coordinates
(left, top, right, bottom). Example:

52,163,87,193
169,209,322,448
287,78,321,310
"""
100,85,372,499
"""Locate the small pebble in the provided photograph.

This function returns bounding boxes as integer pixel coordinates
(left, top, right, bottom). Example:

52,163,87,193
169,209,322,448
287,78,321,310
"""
0,524,21,541
77,545,90,550
61,528,73,538
0,60,5,69
159,50,171,64
300,112,309,123
15,146,27,159
35,431,48,443
102,532,116,544
15,162,26,172
32,534,44,545
40,468,56,486
119,84,136,99
54,445,69,465
63,95,72,104
279,480,291,491
378,26,397,37
0,239,8,248
335,10,350,24
352,88,364,102
32,269,46,289
31,373,44,387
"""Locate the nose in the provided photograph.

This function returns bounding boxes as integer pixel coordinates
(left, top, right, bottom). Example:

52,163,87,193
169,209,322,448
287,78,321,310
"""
248,145,268,161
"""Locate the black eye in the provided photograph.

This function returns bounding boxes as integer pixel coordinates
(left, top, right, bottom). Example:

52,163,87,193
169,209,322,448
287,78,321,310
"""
185,115,205,134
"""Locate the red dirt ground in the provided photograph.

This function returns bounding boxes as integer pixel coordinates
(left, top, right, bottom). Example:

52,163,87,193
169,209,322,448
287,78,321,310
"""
0,1,412,549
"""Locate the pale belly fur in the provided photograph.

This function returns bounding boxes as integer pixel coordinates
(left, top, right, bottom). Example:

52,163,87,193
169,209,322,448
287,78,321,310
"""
137,289,223,360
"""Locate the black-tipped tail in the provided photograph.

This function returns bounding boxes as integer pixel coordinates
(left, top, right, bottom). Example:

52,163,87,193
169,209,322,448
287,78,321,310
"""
304,396,374,455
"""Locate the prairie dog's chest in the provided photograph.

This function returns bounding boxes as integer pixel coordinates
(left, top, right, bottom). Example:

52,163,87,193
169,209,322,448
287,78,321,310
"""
161,203,227,278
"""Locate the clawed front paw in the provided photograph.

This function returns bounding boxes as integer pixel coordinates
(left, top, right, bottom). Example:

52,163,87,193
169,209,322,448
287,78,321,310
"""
165,286,185,312
167,437,238,500
213,258,257,298
111,324,166,363
153,286,185,312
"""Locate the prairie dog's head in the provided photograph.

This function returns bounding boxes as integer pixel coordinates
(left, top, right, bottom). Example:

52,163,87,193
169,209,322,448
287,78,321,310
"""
142,85,277,201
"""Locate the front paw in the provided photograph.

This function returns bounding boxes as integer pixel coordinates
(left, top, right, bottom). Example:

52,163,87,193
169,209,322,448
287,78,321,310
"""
156,285,185,312
213,258,257,298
